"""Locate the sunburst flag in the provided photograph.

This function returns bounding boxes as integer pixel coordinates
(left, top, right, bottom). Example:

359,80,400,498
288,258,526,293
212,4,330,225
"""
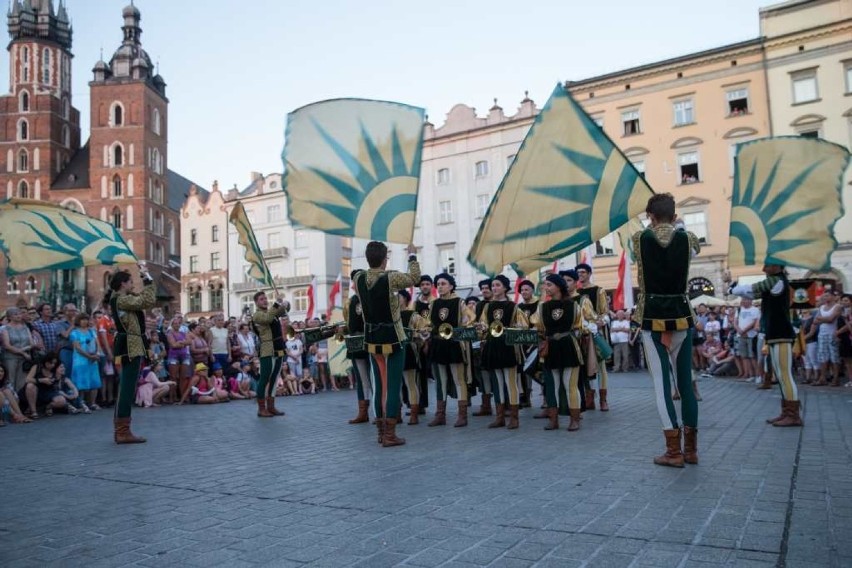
282,98,425,244
0,198,136,275
728,137,850,271
468,84,655,277
229,201,275,288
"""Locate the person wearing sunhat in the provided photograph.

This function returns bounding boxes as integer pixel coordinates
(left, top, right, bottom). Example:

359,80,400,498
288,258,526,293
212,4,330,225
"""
178,363,218,405
477,274,529,429
426,273,476,428
727,262,802,427
105,264,156,444
575,262,612,411
250,291,290,418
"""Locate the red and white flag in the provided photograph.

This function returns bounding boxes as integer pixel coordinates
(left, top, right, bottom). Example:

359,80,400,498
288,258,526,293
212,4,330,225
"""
306,276,317,319
327,273,342,318
613,250,634,310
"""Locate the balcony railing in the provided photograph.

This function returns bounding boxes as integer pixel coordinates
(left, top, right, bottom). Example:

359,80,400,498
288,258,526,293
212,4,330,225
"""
231,274,312,293
262,246,289,259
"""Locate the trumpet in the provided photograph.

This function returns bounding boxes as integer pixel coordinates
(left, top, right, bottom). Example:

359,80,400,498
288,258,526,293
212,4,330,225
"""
489,321,505,338
303,321,345,345
286,326,297,341
437,322,454,340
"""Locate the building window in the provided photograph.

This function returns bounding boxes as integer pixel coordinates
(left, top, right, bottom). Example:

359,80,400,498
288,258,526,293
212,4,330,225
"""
241,295,254,316
190,228,197,246
294,229,307,249
111,102,123,127
621,109,641,136
62,97,69,120
791,70,819,104
212,225,219,242
682,211,708,244
294,257,310,276
7,278,19,294
111,207,122,229
153,108,161,135
267,204,281,222
595,233,616,256
799,130,820,139
592,115,604,128
17,149,28,172
17,180,28,199
631,159,646,179
25,276,36,293
673,99,694,126
726,88,749,115
189,255,198,273
293,289,309,312
18,119,28,141
438,200,453,224
19,91,29,112
267,232,281,249
210,252,221,271
188,288,202,313
475,160,489,178
62,124,70,148
846,62,852,94
210,286,223,311
678,151,700,184
476,194,490,219
153,211,163,235
439,246,456,276
154,242,163,264
437,168,450,185
42,48,50,84
112,174,122,197
341,257,352,279
113,144,124,166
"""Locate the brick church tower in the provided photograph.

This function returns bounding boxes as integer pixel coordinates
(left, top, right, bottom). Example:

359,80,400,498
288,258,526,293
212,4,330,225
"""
0,2,193,311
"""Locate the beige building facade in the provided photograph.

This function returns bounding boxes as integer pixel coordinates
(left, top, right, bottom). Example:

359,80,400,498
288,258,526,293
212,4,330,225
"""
180,183,228,319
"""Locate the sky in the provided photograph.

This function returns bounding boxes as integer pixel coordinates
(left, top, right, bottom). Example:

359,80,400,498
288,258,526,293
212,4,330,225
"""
1,0,777,192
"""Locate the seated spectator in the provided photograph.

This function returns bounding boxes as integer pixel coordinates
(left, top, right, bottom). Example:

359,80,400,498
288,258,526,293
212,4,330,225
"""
300,368,317,394
20,353,69,418
136,362,177,407
0,362,32,423
279,362,300,396
700,335,722,362
703,345,737,377
235,361,256,399
178,363,218,405
57,362,88,414
209,363,233,402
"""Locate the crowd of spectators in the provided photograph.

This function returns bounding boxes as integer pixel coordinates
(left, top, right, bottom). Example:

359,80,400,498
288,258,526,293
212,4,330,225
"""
0,302,352,427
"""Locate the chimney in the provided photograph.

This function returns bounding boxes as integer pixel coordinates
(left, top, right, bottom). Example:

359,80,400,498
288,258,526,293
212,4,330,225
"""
250,172,263,183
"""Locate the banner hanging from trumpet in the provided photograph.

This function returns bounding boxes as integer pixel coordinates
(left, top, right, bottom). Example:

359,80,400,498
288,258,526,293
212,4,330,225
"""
0,198,136,275
229,201,275,289
282,98,426,243
468,83,654,276
728,137,850,271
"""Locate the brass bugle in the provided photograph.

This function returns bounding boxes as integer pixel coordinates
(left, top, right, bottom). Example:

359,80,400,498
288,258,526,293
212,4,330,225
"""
438,322,454,340
286,326,297,341
489,321,504,338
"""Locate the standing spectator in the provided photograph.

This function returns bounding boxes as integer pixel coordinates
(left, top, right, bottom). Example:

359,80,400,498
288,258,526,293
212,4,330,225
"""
1,307,35,392
629,315,644,370
70,313,102,411
692,304,709,370
96,306,118,407
814,290,842,385
285,326,304,378
188,322,211,366
31,304,61,355
55,303,77,379
236,323,257,359
800,308,820,384
838,295,852,387
166,315,192,397
736,298,761,382
704,311,721,341
206,314,231,369
610,310,631,372
315,338,334,391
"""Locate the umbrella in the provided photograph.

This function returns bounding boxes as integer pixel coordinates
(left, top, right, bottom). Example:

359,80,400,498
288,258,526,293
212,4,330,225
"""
690,294,728,308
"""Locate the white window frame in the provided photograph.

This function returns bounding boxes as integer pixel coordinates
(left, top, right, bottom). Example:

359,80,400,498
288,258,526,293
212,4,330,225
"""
267,232,281,249
592,115,604,128
621,109,641,136
110,101,125,127
294,229,308,249
212,225,220,242
845,62,852,94
631,159,646,178
677,151,700,184
791,69,819,104
294,257,310,276
681,211,709,245
267,204,282,223
595,233,616,256
436,168,450,185
726,87,750,116
475,194,490,219
210,252,221,271
673,99,694,126
293,289,309,312
438,200,453,224
439,245,456,276
474,160,489,178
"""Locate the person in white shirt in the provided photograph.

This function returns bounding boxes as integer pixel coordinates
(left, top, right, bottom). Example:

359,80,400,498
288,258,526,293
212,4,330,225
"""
285,334,304,378
610,310,632,372
736,299,761,382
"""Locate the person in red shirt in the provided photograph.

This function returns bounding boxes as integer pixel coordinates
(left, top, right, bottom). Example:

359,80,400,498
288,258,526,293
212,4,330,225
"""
96,307,118,407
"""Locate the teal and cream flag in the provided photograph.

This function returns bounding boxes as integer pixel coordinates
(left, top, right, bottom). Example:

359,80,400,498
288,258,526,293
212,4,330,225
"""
468,84,654,276
728,137,850,270
282,98,425,243
229,201,274,288
0,198,136,275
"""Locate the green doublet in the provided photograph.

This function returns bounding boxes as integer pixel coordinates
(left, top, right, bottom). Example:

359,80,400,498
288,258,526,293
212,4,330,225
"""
634,226,699,332
758,275,796,343
355,271,400,354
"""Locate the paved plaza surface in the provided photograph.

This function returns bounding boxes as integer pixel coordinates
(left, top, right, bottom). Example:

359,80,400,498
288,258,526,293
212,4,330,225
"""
1,373,850,568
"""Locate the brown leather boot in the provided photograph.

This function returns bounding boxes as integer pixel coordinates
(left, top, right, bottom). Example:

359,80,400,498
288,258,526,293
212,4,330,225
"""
382,417,406,447
488,404,506,428
408,404,420,425
113,417,146,444
766,399,785,424
567,409,581,431
349,400,369,424
473,394,492,416
454,400,468,427
772,400,803,427
683,426,698,464
256,398,273,418
266,397,284,416
507,405,520,429
585,388,596,410
654,429,685,468
599,389,609,411
428,400,447,427
758,373,772,390
376,418,385,444
544,407,559,430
